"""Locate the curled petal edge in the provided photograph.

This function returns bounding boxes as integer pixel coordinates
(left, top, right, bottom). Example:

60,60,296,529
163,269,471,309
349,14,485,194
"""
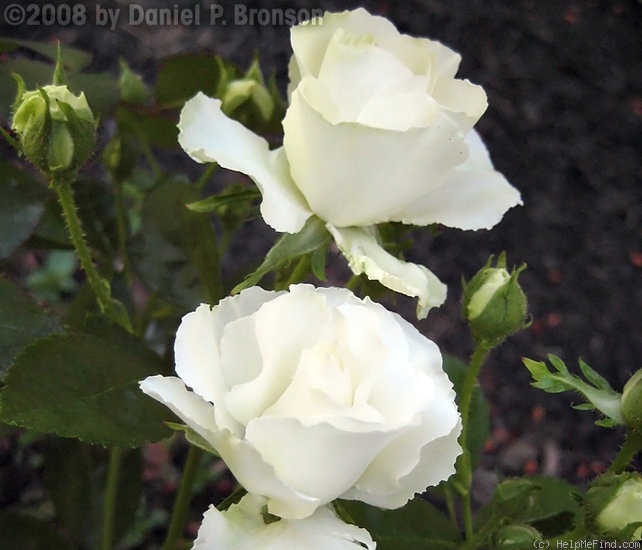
327,224,447,318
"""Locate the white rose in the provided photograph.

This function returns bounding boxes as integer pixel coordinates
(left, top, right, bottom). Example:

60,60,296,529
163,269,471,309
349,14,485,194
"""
140,284,461,519
178,8,521,317
193,493,376,549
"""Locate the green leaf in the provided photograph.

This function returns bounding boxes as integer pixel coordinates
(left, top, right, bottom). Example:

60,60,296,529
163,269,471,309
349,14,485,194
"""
0,276,63,377
154,54,228,108
0,512,72,550
339,498,460,550
130,177,222,308
0,38,92,72
0,159,50,259
0,332,174,446
310,243,328,281
523,355,624,425
68,71,120,116
232,216,329,293
117,106,180,149
578,358,611,391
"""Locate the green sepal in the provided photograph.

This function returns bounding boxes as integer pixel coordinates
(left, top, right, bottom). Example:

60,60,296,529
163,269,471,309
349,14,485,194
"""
165,422,219,456
523,354,623,426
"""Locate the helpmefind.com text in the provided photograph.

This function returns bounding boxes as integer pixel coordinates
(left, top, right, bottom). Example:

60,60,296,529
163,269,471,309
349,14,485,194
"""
2,3,324,30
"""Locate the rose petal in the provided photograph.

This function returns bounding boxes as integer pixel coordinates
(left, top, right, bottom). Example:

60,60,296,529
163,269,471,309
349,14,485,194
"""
284,85,466,227
194,494,376,550
328,225,447,317
246,416,400,507
174,288,279,433
431,77,488,133
290,7,460,82
345,418,462,508
290,8,401,80
223,289,336,425
398,130,523,229
316,28,429,125
178,92,311,233
213,429,320,519
348,394,460,507
356,92,443,131
138,375,217,443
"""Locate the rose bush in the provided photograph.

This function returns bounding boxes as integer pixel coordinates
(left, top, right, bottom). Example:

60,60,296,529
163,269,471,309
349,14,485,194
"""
140,284,461,519
178,8,521,316
193,493,375,549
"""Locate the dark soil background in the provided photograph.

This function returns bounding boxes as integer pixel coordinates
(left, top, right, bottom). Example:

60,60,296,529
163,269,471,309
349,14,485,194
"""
2,0,641,538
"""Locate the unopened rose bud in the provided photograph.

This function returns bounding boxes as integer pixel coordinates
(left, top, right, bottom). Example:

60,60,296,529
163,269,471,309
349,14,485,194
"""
11,80,97,182
588,473,642,541
462,253,529,348
621,369,642,436
221,59,275,123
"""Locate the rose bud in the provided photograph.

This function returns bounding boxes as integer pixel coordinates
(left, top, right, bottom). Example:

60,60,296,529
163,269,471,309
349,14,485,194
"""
462,253,529,348
11,79,97,182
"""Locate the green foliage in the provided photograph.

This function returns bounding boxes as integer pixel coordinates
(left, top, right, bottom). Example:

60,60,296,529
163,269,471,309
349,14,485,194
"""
0,330,174,446
0,160,50,259
130,177,222,308
339,498,461,549
0,276,63,376
154,53,226,108
232,215,330,293
523,354,624,426
474,476,584,547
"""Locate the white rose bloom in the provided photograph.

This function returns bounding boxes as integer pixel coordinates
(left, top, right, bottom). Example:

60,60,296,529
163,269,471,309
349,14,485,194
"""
192,494,375,549
140,284,461,519
178,8,521,316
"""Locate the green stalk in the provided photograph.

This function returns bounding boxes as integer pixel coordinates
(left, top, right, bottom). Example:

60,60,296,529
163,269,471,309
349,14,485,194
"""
195,162,218,193
53,177,132,331
442,484,460,535
162,446,204,550
609,432,642,474
101,446,123,550
55,178,111,313
457,344,490,541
